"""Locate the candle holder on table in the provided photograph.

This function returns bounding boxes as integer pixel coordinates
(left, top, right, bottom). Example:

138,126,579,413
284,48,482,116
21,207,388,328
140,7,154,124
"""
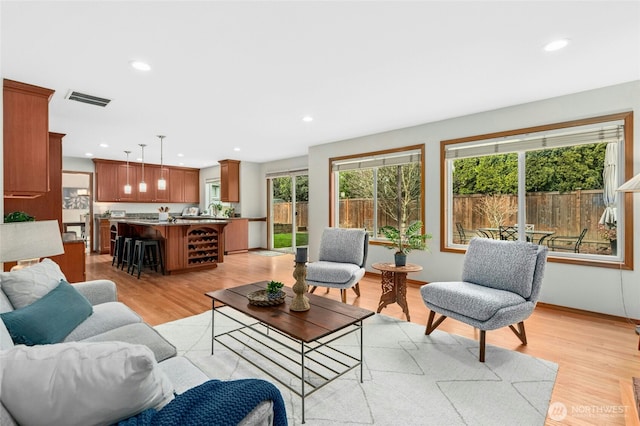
290,247,310,312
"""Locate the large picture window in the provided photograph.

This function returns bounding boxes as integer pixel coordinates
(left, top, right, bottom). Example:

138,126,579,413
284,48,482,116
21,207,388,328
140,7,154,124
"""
330,145,424,241
442,112,634,269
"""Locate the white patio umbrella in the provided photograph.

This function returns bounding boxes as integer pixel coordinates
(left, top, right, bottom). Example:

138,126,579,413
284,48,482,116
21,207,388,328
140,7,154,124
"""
599,142,618,226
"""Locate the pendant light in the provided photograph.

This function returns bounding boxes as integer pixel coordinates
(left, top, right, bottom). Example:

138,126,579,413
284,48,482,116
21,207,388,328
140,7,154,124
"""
123,150,132,194
138,144,147,193
157,135,166,190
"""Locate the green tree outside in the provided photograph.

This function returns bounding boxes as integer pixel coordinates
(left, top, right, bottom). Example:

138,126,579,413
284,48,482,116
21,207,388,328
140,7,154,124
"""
453,143,606,194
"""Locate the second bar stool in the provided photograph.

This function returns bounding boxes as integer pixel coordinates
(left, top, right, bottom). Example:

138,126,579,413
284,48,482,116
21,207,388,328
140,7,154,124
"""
130,239,165,279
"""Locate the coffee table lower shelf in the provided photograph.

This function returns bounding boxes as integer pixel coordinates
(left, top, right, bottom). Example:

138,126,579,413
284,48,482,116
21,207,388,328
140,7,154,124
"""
211,305,366,424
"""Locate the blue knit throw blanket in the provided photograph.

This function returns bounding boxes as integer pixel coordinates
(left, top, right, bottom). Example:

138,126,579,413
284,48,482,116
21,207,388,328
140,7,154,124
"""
117,379,287,426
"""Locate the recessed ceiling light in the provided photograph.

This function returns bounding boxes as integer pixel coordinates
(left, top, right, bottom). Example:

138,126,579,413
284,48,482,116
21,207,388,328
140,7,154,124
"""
233,147,241,152
543,38,570,52
130,60,151,71
99,143,108,148
179,162,184,166
85,152,93,157
177,153,184,157
302,116,313,122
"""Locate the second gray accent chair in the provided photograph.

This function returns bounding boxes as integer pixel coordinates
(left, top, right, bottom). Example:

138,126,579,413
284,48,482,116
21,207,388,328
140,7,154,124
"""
420,238,548,362
307,227,369,303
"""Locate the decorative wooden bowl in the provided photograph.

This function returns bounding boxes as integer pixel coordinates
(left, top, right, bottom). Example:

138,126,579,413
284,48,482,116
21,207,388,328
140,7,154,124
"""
247,290,286,306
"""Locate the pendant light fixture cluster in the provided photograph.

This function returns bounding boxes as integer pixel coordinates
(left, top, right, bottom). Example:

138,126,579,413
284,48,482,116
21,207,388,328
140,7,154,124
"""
121,136,168,195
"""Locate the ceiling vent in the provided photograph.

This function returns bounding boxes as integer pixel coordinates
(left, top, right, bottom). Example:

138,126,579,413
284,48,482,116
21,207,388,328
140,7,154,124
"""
65,90,111,107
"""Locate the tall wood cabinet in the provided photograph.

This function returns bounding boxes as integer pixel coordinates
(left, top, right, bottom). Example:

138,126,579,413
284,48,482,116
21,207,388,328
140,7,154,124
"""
3,79,85,282
219,159,240,203
3,79,55,198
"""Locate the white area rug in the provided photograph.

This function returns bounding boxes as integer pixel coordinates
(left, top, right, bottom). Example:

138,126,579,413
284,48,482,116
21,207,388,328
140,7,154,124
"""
155,309,557,425
250,250,288,257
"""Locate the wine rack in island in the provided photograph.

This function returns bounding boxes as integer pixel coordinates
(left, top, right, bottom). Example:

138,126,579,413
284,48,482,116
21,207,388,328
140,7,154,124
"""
187,226,221,267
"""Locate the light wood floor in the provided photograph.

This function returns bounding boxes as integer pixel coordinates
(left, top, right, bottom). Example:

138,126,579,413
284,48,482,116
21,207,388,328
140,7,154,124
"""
87,252,640,426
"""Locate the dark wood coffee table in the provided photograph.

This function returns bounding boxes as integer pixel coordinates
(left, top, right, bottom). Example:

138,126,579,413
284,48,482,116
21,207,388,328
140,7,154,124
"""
205,282,374,424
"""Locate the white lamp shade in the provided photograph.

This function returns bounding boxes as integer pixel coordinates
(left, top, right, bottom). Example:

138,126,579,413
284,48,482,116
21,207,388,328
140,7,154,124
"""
123,184,132,194
617,173,640,192
157,178,166,190
0,220,64,263
139,181,147,193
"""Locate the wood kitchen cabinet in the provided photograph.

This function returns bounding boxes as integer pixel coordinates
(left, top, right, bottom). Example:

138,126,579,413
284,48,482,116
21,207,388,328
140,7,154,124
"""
219,159,240,203
5,132,64,228
224,218,248,254
97,218,111,254
168,168,185,202
184,170,199,203
94,161,138,202
94,159,198,203
168,169,199,203
94,162,119,202
3,79,55,198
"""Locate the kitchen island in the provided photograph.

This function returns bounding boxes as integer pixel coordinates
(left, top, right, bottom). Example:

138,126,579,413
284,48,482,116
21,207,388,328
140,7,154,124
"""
110,218,230,274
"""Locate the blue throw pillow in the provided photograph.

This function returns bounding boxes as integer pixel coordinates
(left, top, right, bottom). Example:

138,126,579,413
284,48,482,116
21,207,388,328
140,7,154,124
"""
0,279,93,345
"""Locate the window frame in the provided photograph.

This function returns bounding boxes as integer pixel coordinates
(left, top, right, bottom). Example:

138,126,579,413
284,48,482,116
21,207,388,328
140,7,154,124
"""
329,144,426,246
440,112,634,270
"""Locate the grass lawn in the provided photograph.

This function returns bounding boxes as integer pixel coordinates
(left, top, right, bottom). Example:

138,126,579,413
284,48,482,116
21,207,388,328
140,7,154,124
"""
274,232,309,248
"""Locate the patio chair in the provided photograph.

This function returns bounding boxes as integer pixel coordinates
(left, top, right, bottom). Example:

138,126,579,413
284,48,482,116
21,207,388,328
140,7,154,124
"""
455,222,472,244
307,228,368,303
420,238,548,362
547,228,588,253
498,225,518,241
475,229,493,238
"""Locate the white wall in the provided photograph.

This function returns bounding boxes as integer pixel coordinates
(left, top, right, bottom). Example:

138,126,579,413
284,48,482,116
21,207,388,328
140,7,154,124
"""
200,160,268,249
307,81,640,318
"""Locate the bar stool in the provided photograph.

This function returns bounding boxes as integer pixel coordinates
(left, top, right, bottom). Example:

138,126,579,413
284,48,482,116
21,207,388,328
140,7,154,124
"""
111,235,125,267
120,237,137,273
130,239,165,279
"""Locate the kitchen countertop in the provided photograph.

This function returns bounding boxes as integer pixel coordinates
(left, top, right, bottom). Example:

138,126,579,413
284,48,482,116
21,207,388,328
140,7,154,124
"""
110,218,230,226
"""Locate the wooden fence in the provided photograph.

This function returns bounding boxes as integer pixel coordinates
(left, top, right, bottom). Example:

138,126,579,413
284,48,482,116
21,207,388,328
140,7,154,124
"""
273,199,417,231
273,190,613,249
453,190,608,242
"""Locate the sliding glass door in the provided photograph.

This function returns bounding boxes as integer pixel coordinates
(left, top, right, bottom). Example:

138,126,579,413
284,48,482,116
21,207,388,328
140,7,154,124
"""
269,173,308,253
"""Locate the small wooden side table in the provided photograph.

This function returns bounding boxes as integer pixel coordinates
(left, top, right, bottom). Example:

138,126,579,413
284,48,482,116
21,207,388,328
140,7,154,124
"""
371,262,423,321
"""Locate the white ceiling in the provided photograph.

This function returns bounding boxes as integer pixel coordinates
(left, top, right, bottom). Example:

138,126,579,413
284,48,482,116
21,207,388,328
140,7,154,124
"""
2,1,639,169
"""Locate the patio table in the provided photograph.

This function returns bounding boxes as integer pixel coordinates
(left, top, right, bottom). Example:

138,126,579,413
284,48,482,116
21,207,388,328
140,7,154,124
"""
477,227,555,245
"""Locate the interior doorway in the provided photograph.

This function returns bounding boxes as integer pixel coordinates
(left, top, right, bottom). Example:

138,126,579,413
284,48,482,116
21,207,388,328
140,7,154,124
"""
268,172,308,253
62,171,93,253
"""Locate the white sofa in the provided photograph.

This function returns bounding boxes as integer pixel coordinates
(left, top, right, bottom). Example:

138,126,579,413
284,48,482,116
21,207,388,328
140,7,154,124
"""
0,259,273,425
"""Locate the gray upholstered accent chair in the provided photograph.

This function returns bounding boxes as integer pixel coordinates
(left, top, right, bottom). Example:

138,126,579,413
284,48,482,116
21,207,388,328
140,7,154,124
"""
420,238,548,362
307,228,369,303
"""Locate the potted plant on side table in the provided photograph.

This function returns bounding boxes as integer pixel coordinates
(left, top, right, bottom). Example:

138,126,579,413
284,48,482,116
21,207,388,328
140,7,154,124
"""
380,220,431,267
